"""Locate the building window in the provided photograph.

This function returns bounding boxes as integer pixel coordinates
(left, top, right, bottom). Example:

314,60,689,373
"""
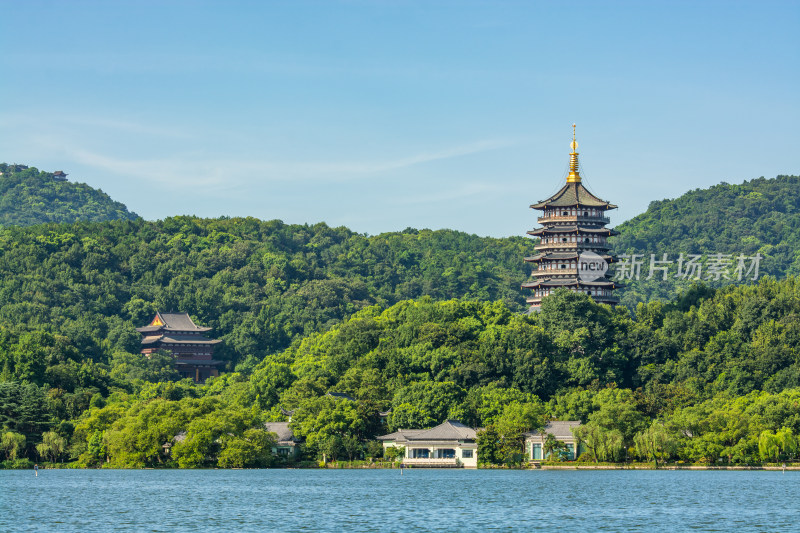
412,448,430,459
436,449,456,459
462,449,473,459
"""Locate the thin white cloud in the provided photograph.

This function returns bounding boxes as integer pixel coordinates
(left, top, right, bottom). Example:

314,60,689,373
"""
277,138,519,176
25,135,522,193
2,112,192,140
392,182,512,205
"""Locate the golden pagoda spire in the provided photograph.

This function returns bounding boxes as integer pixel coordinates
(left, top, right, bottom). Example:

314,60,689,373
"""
567,123,581,183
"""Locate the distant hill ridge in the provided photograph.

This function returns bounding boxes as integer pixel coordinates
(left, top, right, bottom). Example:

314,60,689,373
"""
612,174,800,307
3,162,797,310
0,163,138,226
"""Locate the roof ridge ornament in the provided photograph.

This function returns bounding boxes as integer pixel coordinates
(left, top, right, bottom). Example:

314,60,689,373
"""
567,123,581,183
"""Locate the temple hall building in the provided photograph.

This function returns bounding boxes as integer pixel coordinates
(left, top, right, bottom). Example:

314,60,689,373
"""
136,311,222,382
523,126,621,310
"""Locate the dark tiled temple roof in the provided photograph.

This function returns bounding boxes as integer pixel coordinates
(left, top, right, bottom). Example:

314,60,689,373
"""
531,182,617,209
136,326,163,333
136,312,212,333
160,312,211,331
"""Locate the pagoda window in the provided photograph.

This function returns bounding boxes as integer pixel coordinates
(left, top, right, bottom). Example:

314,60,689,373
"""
560,264,566,269
562,211,568,216
585,238,590,243
583,211,588,217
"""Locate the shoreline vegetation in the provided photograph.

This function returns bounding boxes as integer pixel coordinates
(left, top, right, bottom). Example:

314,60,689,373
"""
4,460,800,471
2,175,800,472
4,283,800,470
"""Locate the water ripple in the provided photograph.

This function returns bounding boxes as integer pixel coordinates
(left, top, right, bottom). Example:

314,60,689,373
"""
1,469,798,532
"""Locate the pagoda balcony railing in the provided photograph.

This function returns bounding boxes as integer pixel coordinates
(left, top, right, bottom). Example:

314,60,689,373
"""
532,268,578,276
534,242,611,251
537,215,610,225
527,294,619,305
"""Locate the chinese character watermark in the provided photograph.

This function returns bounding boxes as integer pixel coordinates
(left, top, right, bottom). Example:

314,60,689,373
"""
613,253,761,282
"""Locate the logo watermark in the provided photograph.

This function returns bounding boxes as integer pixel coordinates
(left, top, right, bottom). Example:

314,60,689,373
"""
578,251,609,282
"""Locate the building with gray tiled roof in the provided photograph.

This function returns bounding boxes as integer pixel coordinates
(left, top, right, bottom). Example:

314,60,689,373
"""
524,420,584,462
377,420,478,468
265,422,302,458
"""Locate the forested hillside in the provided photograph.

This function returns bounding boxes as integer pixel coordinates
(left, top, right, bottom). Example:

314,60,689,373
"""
612,175,800,307
0,216,530,376
4,279,800,468
3,174,800,469
0,164,138,226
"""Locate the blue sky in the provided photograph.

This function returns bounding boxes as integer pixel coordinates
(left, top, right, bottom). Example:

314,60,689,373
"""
2,0,798,236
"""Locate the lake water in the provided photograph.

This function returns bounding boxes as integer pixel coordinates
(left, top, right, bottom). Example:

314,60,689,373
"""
1,469,798,532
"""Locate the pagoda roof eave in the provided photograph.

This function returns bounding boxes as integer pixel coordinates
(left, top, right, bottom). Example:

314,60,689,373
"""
174,359,224,366
528,226,620,236
524,252,614,262
155,337,222,345
531,182,615,209
522,278,620,288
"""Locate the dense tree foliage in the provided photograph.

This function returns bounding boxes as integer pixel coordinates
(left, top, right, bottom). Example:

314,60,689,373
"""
613,175,800,307
2,173,800,467
0,216,530,380
0,164,138,226
4,277,797,467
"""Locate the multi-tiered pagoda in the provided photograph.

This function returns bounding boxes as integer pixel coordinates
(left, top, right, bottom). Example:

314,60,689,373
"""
137,312,222,382
523,126,621,310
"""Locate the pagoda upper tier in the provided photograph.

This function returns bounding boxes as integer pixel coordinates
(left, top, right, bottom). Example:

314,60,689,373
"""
523,126,621,310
